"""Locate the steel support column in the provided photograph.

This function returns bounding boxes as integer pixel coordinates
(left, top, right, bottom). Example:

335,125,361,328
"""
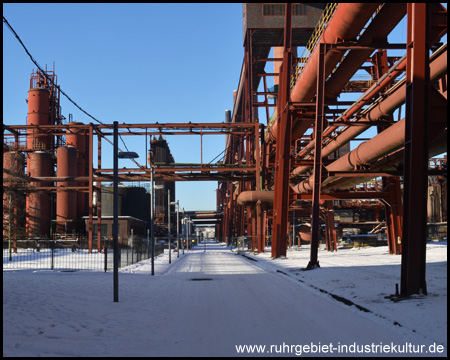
324,200,337,252
382,177,403,255
254,121,263,252
88,123,94,254
271,3,293,258
306,43,327,269
401,3,430,296
97,133,102,252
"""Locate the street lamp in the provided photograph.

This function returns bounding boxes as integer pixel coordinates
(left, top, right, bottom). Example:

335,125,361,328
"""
170,199,180,258
113,121,139,303
185,216,189,251
181,208,185,254
118,151,139,159
148,149,163,276
168,189,171,264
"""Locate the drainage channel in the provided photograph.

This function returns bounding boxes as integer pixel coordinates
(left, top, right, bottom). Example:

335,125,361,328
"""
189,278,214,281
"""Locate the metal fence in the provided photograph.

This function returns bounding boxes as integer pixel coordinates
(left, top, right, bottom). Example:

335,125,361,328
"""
2,239,164,271
228,236,272,253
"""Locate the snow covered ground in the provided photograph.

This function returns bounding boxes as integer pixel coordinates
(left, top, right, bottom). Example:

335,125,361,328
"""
3,240,447,357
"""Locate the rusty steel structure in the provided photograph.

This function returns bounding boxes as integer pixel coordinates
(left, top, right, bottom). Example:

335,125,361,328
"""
217,3,447,298
2,3,447,299
3,116,260,253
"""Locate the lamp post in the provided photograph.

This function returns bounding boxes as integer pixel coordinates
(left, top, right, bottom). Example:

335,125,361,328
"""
113,121,139,302
149,151,164,275
168,189,171,264
150,165,154,276
170,200,180,258
186,217,189,251
182,208,185,254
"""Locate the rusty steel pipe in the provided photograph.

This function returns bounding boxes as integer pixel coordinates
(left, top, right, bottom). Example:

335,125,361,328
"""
323,126,447,192
287,3,406,156
293,88,447,194
291,44,447,179
294,119,406,193
266,3,381,142
236,190,274,206
291,56,408,177
324,3,407,100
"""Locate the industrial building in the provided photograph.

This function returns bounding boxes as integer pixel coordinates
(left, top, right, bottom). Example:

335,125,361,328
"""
3,3,448,298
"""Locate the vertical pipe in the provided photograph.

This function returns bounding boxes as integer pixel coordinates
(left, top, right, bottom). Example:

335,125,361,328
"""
97,134,102,252
113,121,119,302
151,167,155,275
168,189,171,264
176,201,179,258
88,123,94,253
292,209,296,248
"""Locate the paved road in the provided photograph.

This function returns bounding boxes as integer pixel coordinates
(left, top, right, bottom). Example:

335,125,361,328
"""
4,241,432,357
153,241,425,357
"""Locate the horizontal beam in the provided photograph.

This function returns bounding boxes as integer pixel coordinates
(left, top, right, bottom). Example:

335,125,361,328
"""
4,122,257,131
293,192,390,200
96,165,258,174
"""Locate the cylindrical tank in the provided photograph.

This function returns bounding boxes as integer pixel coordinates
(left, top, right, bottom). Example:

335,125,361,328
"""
26,151,52,238
3,151,26,239
65,122,87,218
27,88,50,150
56,146,77,233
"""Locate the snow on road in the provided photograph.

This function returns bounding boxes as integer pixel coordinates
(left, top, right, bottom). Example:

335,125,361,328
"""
3,241,447,357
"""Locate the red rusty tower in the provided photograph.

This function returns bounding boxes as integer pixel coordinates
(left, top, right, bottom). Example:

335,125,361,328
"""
25,67,64,238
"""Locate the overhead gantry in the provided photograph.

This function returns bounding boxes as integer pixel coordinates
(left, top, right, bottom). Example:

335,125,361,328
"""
221,3,447,297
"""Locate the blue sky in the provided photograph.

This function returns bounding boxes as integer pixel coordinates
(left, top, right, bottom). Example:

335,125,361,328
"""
3,3,243,211
3,4,446,211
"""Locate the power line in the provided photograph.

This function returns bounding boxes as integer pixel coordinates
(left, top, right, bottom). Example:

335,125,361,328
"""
3,15,144,168
3,15,105,127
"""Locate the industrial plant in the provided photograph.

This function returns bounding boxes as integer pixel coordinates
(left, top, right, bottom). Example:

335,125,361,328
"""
3,3,447,299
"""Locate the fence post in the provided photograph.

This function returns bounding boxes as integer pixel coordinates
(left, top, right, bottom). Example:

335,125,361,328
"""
51,241,55,270
104,245,107,273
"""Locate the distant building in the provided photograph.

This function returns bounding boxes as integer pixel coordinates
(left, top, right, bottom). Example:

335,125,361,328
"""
82,215,147,245
150,136,176,229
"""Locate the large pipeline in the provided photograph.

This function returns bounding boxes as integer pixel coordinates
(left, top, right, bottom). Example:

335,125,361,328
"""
236,190,274,206
265,3,381,142
324,3,407,100
322,128,447,192
291,55,407,177
290,44,447,181
293,87,447,193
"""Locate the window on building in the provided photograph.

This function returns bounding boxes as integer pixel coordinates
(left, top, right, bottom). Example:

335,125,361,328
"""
293,4,307,15
93,224,108,238
263,4,285,16
263,4,308,16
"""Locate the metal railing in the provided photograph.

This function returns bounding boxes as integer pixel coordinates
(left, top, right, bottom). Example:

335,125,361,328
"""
228,236,273,253
290,3,338,89
3,239,164,271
